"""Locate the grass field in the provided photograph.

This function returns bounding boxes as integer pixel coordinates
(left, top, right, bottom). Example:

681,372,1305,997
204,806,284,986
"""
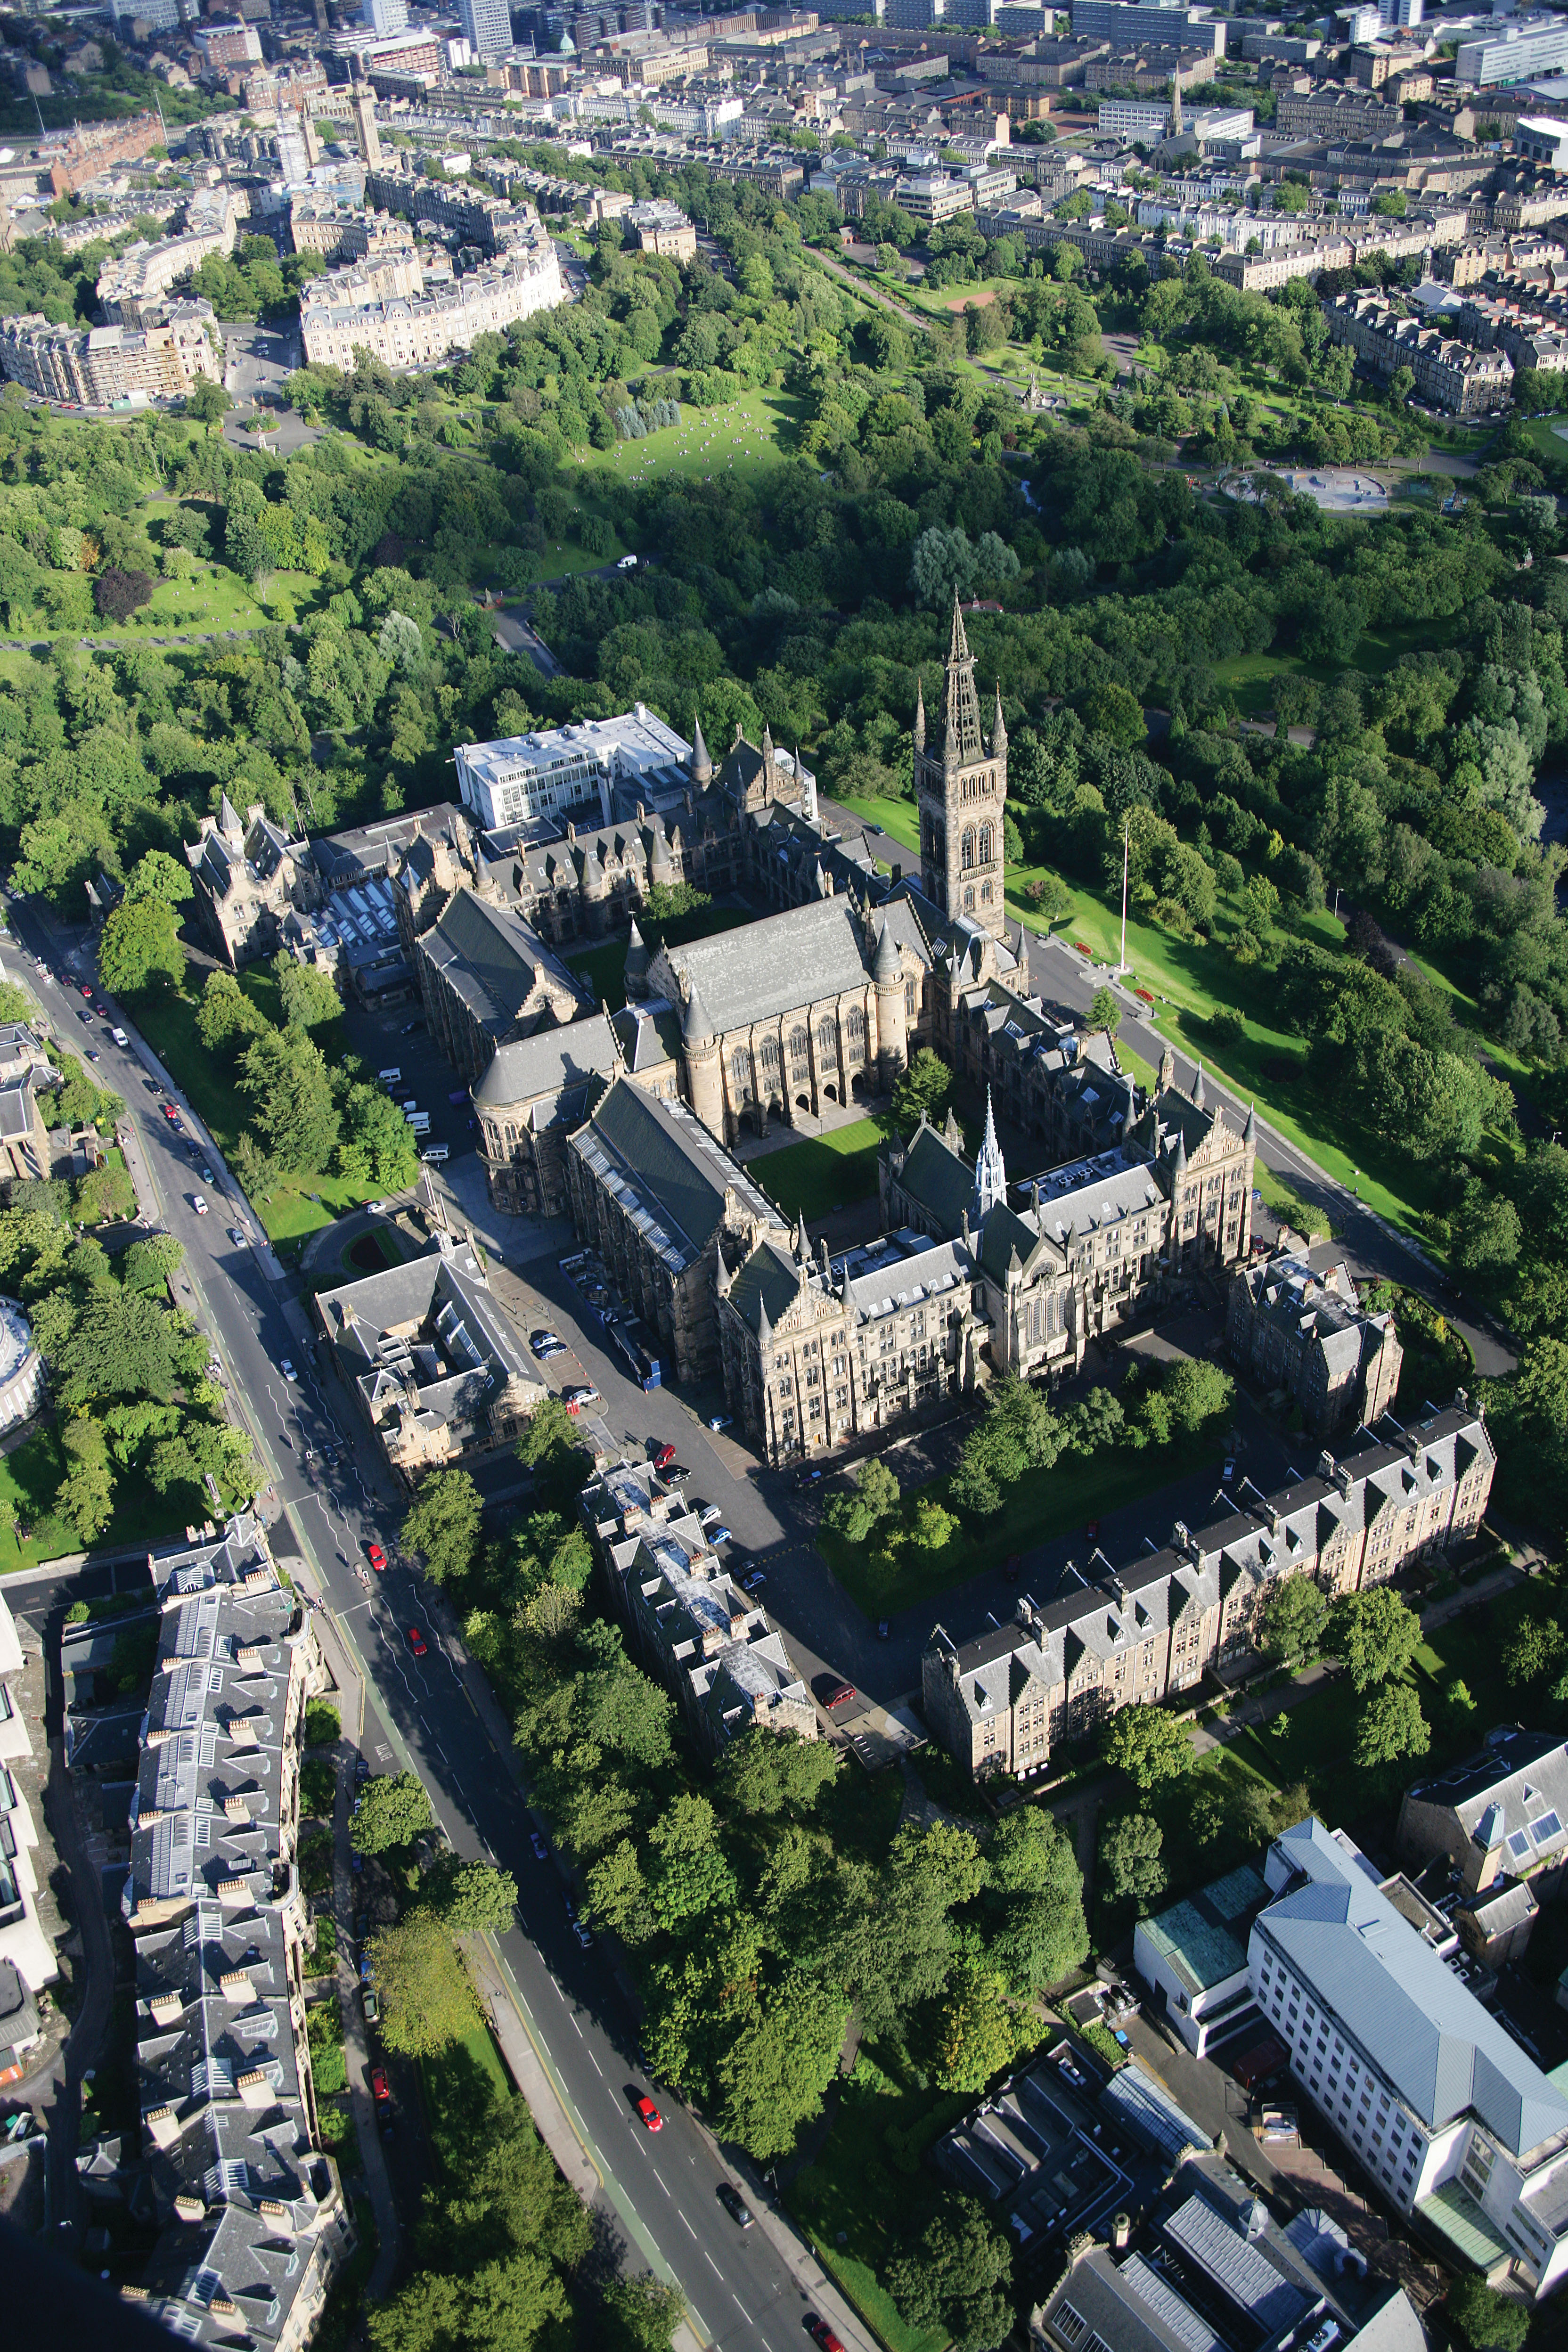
419,2006,514,2174
0,1424,189,1573
569,387,803,494
787,2054,964,2352
749,1114,894,1223
566,901,752,1008
128,982,377,1248
821,1427,1221,1617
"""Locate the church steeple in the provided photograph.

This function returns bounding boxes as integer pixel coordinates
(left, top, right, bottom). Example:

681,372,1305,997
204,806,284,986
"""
992,685,1007,757
913,674,925,755
916,589,1008,942
942,588,983,771
690,714,711,787
974,1086,1007,1220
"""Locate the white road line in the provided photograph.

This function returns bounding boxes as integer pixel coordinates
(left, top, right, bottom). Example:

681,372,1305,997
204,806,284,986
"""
571,2016,582,2037
589,2050,603,2076
681,2214,697,2238
731,2296,750,2323
704,2253,723,2278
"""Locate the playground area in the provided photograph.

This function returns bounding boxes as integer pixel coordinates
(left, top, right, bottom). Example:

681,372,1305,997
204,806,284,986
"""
1223,467,1390,513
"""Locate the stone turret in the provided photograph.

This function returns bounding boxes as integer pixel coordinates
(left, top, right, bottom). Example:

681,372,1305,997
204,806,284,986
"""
624,916,649,1000
690,714,712,788
874,916,907,1090
682,978,723,1138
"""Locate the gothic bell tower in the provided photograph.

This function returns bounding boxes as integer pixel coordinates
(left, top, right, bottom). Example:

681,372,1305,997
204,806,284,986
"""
915,592,1008,940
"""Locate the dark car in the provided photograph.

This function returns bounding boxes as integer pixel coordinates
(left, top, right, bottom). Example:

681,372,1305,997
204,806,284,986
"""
717,2181,754,2228
529,1830,548,1862
876,1619,890,1641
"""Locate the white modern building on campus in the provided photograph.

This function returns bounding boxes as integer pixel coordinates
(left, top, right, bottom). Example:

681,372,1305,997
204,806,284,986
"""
1253,1817,1568,2298
454,707,693,830
459,0,514,55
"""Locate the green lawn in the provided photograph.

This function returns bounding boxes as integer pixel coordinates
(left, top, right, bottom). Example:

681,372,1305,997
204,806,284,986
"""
750,1115,894,1224
0,1425,191,1573
787,2054,964,2352
128,983,378,1248
822,1429,1224,1617
565,902,752,1009
567,386,803,494
419,2007,513,2175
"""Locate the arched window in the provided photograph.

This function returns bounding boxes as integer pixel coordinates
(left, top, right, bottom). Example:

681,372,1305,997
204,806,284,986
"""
818,1015,839,1055
789,1025,809,1063
978,824,993,866
905,979,917,1018
731,1048,751,1092
846,1006,866,1046
961,828,976,871
964,886,975,913
981,881,993,905
759,1035,781,1074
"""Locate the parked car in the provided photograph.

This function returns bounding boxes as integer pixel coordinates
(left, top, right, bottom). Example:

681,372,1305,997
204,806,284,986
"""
742,1571,766,1593
192,1195,208,1216
652,1442,678,1473
717,2182,754,2228
361,1986,379,2023
529,1830,548,1863
406,1626,427,1658
1223,1457,1236,1482
562,1384,598,1408
571,1917,594,1950
822,1680,855,1710
279,1359,296,1381
371,2067,392,2106
708,1413,732,1432
358,1952,375,1984
531,1330,564,1359
705,1524,731,1547
876,1619,890,1641
162,1102,179,1122
228,1227,246,1247
366,1542,386,1573
699,1503,723,1528
806,2319,846,2352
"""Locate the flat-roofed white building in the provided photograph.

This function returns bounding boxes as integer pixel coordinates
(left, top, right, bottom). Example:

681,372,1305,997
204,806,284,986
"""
455,705,693,830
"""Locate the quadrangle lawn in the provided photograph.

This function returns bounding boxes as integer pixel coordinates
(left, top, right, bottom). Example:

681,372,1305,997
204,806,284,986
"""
747,1114,894,1223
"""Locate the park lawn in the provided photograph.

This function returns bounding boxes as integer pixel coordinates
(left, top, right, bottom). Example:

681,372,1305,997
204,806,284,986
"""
573,387,804,494
565,901,753,1008
0,1425,192,1573
822,1430,1222,1618
419,2006,513,2176
750,1115,895,1224
127,985,376,1248
838,795,919,860
84,558,275,640
787,2056,965,2352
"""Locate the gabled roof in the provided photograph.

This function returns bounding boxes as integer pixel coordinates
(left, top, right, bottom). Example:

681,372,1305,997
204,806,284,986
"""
1257,1816,1568,2157
890,1119,975,1237
659,894,871,1034
418,891,588,1042
570,1078,784,1273
472,1012,620,1109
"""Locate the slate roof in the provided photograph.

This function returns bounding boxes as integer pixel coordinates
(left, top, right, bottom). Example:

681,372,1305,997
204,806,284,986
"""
841,1235,972,1327
1234,1252,1389,1380
891,1118,977,1236
610,997,680,1076
313,801,470,888
660,894,872,1034
472,1012,620,1111
1257,1815,1568,2157
316,1238,540,1435
726,1235,807,1338
1406,1728,1568,1874
418,891,589,1043
569,1078,784,1275
1041,2248,1217,2352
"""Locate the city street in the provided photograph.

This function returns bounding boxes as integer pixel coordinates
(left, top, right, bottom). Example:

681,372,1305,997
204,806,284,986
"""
0,904,877,2352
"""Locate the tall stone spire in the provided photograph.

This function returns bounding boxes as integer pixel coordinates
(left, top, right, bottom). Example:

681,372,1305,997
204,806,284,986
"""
992,684,1007,757
974,1086,1007,1220
943,588,983,770
1243,1102,1257,1150
690,713,711,786
1192,1063,1207,1113
913,674,925,755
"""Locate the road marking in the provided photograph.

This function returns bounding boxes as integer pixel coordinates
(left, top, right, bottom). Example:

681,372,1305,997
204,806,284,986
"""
732,2296,750,2324
681,2214,697,2238
589,2051,604,2077
705,2253,723,2278
571,2015,582,2037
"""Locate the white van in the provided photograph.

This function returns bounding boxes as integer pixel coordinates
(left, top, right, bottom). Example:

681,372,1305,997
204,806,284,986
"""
420,1144,449,1164
400,1101,418,1116
408,1113,431,1136
110,1026,127,1045
378,1066,401,1086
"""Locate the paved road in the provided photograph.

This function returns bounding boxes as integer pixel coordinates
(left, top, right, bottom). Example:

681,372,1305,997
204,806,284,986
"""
1,906,876,2352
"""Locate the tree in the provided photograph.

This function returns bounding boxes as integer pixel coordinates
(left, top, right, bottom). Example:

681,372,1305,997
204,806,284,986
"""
1101,1810,1166,1911
600,2276,687,2352
885,2196,1013,2352
273,950,341,1030
1446,2274,1530,2352
1100,1705,1192,1793
1260,1574,1327,1669
56,1414,114,1540
714,1967,849,2158
1353,1683,1430,1772
1502,1608,1566,1686
125,849,193,907
1327,1585,1421,1691
1088,985,1121,1036
891,1045,953,1128
371,2253,569,2352
123,1233,185,1293
911,1494,958,1557
76,1163,135,1224
339,1082,420,1191
935,1962,1040,2093
239,1025,339,1173
373,1910,478,2058
822,1454,900,1544
197,970,268,1055
717,1724,839,1817
186,378,232,427
431,1859,518,1934
98,892,185,996
1160,1357,1233,1433
516,1393,588,1503
93,567,154,621
402,1467,483,1587
351,1770,434,1854
647,1793,737,1933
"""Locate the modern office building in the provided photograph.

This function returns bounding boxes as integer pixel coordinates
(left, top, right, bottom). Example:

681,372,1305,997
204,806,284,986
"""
1458,13,1568,87
459,0,515,54
454,708,693,832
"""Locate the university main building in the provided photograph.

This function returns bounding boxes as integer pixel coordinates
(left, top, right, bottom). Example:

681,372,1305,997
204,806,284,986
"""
389,602,1259,1456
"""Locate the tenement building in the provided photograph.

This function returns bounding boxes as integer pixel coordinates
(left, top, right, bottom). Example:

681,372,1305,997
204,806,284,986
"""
922,1396,1494,1780
1228,1250,1403,1434
120,1515,354,2351
186,797,323,969
0,300,220,406
580,1455,816,1756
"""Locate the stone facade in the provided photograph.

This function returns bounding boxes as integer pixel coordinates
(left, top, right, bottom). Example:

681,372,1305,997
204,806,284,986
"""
186,796,322,970
917,595,1009,941
403,889,591,1094
564,1077,787,1383
924,1398,1495,1780
1227,1250,1403,1434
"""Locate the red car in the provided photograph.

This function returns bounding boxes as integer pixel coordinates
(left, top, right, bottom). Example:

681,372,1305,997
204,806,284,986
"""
79,984,91,999
823,1681,856,1710
162,1103,179,1123
406,1626,427,1658
370,2066,391,2105
634,2094,663,2132
807,2321,846,2352
652,1441,677,1472
367,1542,386,1572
